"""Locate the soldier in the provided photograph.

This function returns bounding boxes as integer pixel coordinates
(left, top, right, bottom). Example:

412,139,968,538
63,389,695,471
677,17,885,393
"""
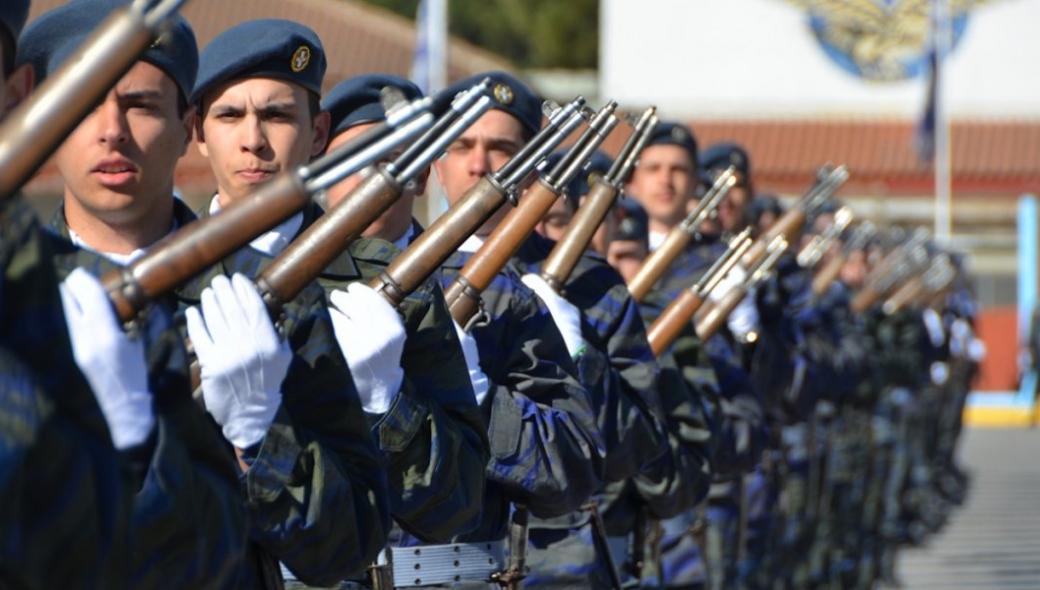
14,3,252,588
386,69,607,587
513,148,712,588
196,63,489,581
626,133,767,589
27,10,390,588
0,3,139,587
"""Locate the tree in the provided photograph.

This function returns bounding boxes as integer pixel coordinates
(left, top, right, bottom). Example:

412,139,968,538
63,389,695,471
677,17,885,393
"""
358,0,599,70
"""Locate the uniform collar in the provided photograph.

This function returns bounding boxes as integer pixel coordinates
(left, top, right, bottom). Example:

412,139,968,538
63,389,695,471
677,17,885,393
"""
208,194,304,258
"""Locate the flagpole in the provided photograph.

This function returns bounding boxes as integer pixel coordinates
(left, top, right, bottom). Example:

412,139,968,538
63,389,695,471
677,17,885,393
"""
934,0,952,243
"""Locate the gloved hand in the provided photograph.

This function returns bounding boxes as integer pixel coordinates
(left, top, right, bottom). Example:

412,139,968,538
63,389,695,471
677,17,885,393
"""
185,273,290,449
521,273,586,358
452,320,491,406
59,268,154,451
328,283,406,414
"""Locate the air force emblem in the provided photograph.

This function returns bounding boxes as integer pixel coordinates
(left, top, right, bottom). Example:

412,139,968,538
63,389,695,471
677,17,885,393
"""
291,45,312,73
784,0,992,81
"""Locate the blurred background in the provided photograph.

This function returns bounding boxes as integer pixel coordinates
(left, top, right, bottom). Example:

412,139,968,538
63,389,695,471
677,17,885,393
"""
22,0,1040,403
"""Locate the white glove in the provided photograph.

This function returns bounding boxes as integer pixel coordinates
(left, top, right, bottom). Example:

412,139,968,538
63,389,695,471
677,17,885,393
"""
452,320,491,406
328,283,406,414
521,273,586,358
59,268,154,451
185,273,290,449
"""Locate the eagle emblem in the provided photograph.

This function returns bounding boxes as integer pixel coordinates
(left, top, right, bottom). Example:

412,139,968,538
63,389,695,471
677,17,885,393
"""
784,0,993,81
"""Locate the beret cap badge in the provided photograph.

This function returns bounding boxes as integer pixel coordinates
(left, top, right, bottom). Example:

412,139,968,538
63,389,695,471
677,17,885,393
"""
291,45,311,73
493,82,514,105
670,126,687,143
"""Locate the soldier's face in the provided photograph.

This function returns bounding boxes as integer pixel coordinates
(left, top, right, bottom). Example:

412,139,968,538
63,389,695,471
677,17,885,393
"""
433,110,524,234
324,122,424,243
627,145,695,229
197,77,330,207
719,185,749,233
0,45,33,120
608,239,649,284
55,62,190,224
841,249,868,289
536,197,574,242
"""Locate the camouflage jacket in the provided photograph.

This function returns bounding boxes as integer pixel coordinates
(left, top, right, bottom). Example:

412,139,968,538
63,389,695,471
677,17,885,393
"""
512,234,710,529
43,204,248,588
306,218,490,544
51,201,390,588
438,245,605,542
0,198,133,589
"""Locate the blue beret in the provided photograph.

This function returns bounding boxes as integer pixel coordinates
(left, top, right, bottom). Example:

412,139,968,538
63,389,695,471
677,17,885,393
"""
323,74,422,137
0,0,29,48
700,142,751,184
647,121,698,166
194,19,325,105
613,197,649,245
546,149,613,210
442,70,541,136
17,0,197,101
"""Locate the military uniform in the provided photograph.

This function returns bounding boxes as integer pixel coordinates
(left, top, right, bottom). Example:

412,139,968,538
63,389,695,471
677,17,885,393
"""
513,233,713,589
0,199,132,589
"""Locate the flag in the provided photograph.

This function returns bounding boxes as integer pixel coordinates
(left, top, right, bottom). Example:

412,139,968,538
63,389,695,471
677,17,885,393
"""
410,0,448,95
915,44,938,163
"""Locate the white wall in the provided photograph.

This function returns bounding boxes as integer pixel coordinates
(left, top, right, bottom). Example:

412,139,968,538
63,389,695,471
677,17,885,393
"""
601,0,1040,119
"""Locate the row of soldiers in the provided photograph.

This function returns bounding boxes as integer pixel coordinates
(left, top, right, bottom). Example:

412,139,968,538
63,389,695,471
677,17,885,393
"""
0,1,982,589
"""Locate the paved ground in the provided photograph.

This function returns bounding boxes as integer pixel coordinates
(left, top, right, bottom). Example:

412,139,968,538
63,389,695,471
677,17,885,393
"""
894,428,1040,589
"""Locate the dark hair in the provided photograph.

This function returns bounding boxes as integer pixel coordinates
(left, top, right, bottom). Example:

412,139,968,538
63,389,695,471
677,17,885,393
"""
0,31,14,78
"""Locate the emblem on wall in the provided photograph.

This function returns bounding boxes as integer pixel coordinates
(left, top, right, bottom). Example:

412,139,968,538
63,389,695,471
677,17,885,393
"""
784,1,992,81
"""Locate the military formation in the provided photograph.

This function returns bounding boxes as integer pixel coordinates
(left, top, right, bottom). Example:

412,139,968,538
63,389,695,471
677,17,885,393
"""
0,1,984,589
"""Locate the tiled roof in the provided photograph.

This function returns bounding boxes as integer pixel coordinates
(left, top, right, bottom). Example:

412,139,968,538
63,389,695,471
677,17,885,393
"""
26,0,512,90
687,119,1040,197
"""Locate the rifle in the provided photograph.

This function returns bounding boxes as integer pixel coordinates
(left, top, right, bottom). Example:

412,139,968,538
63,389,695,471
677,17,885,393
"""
539,106,658,292
646,227,753,356
444,100,620,326
849,229,930,314
0,0,191,200
368,97,589,310
696,236,788,341
101,92,438,322
741,165,849,268
255,80,493,314
627,167,737,303
810,220,876,297
883,252,955,315
796,206,853,270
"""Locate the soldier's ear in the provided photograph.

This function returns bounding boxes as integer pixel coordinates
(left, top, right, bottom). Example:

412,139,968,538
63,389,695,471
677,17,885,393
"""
310,110,331,158
3,63,33,114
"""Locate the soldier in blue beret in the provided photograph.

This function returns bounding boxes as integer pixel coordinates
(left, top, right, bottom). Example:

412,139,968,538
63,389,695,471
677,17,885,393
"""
7,1,251,588
266,72,493,565
700,142,754,236
513,136,715,588
189,20,406,588
367,68,605,587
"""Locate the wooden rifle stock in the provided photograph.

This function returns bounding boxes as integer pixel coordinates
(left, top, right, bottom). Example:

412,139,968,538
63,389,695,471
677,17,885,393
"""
370,176,508,308
647,290,705,356
811,253,845,297
0,3,177,200
742,209,805,268
540,180,619,292
696,286,748,341
444,179,561,325
257,168,401,313
850,285,883,314
882,276,925,315
102,174,308,322
628,229,693,303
